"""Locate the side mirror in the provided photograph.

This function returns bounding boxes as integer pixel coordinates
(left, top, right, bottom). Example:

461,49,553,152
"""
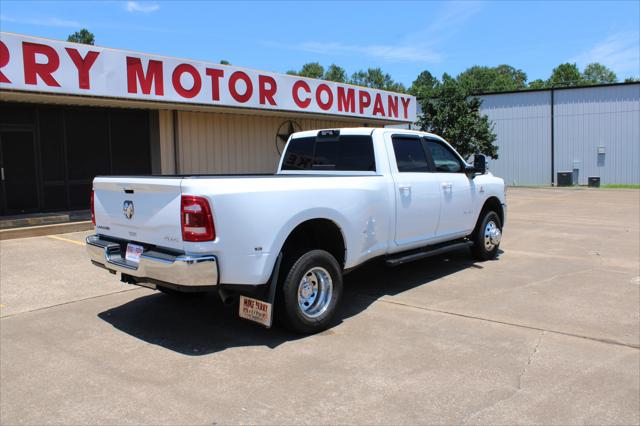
473,154,487,175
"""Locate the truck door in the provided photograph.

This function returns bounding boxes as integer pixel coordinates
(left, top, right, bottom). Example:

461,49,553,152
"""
389,135,441,248
424,138,475,238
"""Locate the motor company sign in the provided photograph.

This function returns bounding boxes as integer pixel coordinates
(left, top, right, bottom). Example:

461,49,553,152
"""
0,33,416,122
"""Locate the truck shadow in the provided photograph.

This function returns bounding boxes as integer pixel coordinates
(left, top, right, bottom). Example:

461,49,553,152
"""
97,248,486,356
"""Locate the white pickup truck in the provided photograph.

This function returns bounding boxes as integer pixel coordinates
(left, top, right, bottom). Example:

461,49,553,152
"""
87,127,505,333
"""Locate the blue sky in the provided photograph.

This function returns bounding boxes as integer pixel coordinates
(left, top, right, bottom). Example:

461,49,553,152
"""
1,1,639,86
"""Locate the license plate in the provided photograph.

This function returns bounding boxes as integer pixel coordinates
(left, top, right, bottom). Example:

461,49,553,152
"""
239,295,273,328
125,243,144,264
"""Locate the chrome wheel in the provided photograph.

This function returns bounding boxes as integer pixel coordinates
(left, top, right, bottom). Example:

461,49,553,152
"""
484,220,502,251
297,267,333,319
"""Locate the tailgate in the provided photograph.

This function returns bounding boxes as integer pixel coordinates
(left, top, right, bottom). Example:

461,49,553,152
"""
93,177,184,251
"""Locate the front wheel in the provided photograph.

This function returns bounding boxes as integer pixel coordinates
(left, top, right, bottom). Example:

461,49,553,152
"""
471,210,502,260
279,249,343,334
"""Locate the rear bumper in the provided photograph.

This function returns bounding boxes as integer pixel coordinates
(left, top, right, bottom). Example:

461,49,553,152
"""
86,234,218,288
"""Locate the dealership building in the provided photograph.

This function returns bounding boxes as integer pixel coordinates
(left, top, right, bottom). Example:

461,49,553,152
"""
0,32,416,215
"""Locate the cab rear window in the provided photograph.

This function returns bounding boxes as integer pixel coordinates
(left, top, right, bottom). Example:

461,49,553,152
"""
282,135,375,171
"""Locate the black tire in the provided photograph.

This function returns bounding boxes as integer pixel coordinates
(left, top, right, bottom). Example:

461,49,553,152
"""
471,210,502,261
278,249,343,334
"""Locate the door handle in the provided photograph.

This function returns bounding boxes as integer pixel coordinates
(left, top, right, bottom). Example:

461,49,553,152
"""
0,167,4,181
399,184,411,193
441,182,452,190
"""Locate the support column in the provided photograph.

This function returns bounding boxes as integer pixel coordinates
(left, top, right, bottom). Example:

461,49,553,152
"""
158,109,177,174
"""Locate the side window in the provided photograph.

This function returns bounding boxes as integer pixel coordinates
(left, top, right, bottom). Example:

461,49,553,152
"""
392,137,430,172
425,140,463,173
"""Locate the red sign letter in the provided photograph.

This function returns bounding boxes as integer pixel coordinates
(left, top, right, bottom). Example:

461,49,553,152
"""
172,63,201,99
0,41,10,83
315,83,333,111
401,97,412,119
228,71,253,103
258,75,277,105
205,68,224,101
292,80,311,108
23,42,60,87
387,95,398,118
372,93,385,116
337,87,355,112
65,48,99,90
126,57,164,95
358,90,371,114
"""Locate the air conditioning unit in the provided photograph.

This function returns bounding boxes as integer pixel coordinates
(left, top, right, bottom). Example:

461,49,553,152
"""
588,177,601,188
557,172,573,187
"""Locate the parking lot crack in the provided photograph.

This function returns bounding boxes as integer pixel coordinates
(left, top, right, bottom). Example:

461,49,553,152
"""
366,295,639,350
0,288,143,319
460,331,545,424
518,330,544,390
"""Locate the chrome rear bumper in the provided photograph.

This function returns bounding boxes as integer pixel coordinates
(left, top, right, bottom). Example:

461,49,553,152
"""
86,234,218,287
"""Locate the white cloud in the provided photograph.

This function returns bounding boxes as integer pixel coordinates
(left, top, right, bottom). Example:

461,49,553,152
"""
124,1,160,13
290,41,443,63
422,1,485,41
0,14,82,28
262,37,443,65
263,1,483,64
571,31,640,76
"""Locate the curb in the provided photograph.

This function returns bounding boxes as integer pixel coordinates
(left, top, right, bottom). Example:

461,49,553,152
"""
0,221,93,241
0,214,70,230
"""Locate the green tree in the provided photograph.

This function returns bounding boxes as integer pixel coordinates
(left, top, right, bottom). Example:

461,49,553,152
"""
286,63,406,92
624,77,640,82
220,60,231,65
582,63,617,84
300,62,325,78
286,63,322,78
67,29,95,45
547,63,583,88
323,64,347,83
457,65,527,94
350,68,406,92
528,79,547,89
495,64,527,86
418,74,498,159
409,70,439,101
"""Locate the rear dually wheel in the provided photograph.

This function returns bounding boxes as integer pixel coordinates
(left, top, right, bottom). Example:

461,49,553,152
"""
279,249,343,334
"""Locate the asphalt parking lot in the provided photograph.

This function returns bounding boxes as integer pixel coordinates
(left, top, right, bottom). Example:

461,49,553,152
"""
1,187,639,425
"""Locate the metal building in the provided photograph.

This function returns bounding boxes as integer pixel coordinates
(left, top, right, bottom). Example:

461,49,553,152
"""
478,83,640,186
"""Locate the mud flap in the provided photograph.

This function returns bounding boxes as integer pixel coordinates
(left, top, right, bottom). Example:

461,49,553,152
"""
238,253,282,328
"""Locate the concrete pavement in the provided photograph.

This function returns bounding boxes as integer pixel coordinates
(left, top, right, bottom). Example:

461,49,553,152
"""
1,187,639,425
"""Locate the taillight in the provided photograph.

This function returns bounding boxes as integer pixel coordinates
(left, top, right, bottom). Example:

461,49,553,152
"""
90,190,95,225
181,195,215,242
